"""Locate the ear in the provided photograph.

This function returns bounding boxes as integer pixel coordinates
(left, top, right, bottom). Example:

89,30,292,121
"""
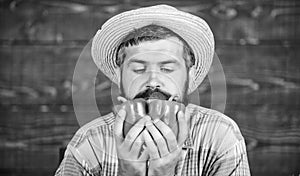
115,67,121,88
187,66,196,93
188,66,196,81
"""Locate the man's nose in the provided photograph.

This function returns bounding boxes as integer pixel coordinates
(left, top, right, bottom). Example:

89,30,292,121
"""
146,70,162,88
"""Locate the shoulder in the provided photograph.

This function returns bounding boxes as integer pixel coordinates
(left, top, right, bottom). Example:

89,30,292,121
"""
69,112,115,148
62,112,116,170
186,104,244,152
187,104,242,133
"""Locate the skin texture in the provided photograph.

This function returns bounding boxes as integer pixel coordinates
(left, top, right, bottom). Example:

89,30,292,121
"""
114,109,149,176
117,37,190,101
114,37,190,176
144,111,188,176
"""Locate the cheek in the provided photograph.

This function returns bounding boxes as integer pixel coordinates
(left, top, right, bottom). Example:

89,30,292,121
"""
121,70,145,97
121,68,188,98
166,71,187,91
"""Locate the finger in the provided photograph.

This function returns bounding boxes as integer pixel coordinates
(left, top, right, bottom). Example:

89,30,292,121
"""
145,121,169,158
138,145,149,161
123,117,147,147
117,96,127,103
153,119,177,152
114,109,126,144
177,111,188,146
129,134,144,159
142,130,160,159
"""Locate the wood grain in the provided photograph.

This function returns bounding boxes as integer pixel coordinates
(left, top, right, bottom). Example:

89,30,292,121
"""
0,0,299,176
0,0,299,42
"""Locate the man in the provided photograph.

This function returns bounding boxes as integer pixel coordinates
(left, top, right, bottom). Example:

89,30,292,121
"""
55,5,251,176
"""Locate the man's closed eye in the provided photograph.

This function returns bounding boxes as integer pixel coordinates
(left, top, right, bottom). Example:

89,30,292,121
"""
161,67,174,73
133,68,146,74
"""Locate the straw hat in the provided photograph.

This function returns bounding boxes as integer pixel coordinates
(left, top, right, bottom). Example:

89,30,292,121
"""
91,4,215,93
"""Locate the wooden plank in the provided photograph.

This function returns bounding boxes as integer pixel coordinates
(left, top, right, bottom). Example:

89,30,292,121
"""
217,45,300,80
0,45,80,87
1,44,299,105
0,44,112,108
1,2,300,174
0,109,299,175
1,145,298,176
1,105,299,146
0,111,78,143
226,105,300,145
0,1,299,42
1,101,299,173
0,111,78,173
248,145,300,176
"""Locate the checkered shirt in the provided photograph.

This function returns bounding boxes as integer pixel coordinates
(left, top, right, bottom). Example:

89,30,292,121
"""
55,104,251,176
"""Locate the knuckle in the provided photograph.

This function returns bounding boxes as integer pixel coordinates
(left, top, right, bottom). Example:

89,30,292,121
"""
156,138,167,146
125,134,134,141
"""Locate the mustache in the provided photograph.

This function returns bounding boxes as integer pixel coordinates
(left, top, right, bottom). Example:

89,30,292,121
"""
134,88,172,100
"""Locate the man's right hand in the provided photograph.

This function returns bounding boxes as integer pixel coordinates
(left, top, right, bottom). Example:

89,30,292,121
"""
114,109,149,176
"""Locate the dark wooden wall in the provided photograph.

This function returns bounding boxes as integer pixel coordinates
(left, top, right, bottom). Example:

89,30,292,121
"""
0,0,299,175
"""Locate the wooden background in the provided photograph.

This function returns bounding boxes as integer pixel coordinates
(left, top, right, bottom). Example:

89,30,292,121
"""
0,0,299,175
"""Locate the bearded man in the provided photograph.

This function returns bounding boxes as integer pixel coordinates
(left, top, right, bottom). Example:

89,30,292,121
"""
55,5,251,176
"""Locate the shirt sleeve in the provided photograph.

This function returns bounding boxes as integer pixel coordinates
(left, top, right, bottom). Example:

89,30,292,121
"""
210,139,251,176
55,138,104,176
54,148,84,176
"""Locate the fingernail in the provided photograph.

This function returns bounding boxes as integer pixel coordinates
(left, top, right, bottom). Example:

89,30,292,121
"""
117,96,127,103
178,111,184,117
178,111,186,121
144,115,151,121
145,121,152,127
168,95,175,101
174,95,179,101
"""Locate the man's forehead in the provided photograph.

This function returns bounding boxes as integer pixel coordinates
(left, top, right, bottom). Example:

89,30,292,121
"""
123,37,185,62
125,37,183,55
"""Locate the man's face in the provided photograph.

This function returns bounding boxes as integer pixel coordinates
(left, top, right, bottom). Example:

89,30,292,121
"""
117,37,189,102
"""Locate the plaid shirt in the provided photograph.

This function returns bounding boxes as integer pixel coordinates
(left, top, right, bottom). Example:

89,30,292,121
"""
55,104,250,176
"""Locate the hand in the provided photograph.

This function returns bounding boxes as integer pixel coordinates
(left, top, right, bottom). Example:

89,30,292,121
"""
114,109,149,176
143,111,188,176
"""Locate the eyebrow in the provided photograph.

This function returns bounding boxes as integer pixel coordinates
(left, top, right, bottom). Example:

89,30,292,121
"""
127,59,179,65
159,60,179,65
127,59,147,66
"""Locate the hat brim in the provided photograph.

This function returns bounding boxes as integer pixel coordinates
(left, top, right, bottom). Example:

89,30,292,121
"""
92,5,215,93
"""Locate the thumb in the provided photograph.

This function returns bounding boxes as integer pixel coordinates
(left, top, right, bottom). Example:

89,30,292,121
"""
114,109,126,143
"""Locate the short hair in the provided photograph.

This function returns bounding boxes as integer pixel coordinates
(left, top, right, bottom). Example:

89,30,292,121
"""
116,24,195,68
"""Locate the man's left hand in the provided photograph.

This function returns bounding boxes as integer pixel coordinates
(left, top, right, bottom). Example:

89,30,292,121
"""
143,111,188,176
